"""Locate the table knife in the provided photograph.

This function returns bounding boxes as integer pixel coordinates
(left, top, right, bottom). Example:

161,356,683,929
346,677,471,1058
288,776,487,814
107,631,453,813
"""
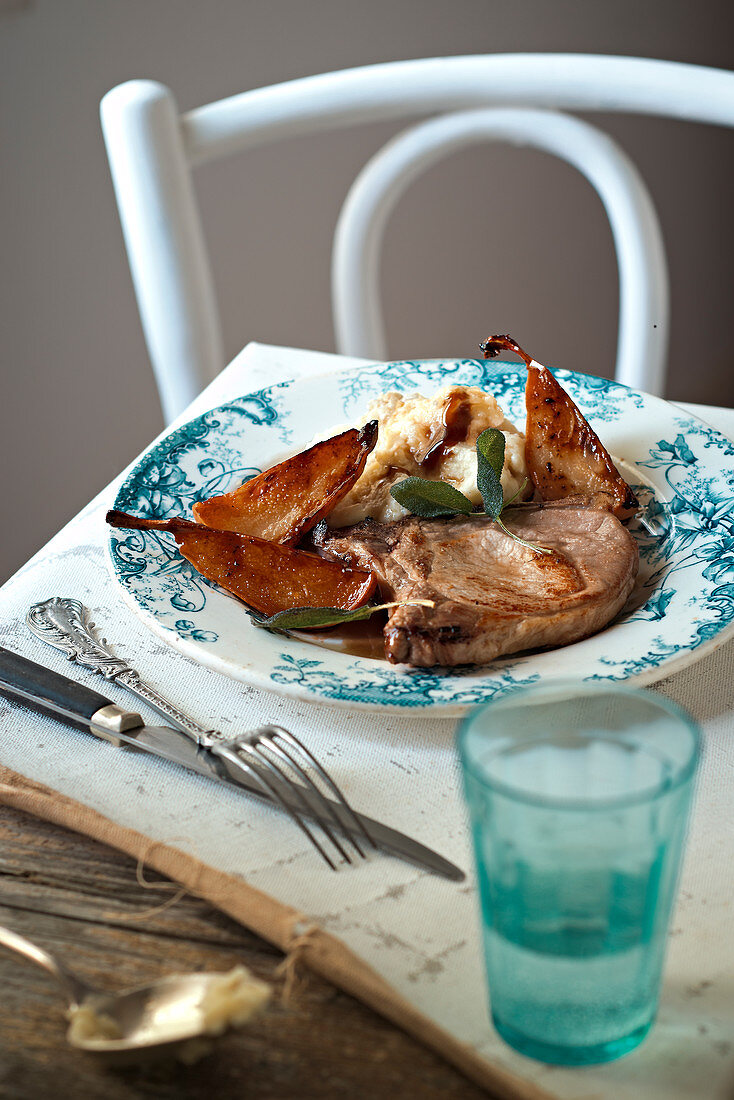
0,644,464,882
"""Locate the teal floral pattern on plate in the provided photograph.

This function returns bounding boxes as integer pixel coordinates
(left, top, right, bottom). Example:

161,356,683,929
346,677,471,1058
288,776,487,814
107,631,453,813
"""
107,359,734,715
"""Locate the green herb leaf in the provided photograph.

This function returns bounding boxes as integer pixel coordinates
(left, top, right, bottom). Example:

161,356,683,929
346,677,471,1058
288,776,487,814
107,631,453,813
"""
253,599,435,632
381,429,551,556
390,477,474,518
477,427,505,479
476,428,505,519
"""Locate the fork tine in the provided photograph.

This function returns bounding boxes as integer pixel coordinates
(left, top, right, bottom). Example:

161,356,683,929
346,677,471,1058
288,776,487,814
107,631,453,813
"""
253,731,366,860
240,737,356,866
212,742,338,870
269,727,377,852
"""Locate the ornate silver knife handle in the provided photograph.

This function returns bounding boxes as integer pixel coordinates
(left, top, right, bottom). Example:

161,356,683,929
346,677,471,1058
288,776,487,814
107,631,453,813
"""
26,598,212,741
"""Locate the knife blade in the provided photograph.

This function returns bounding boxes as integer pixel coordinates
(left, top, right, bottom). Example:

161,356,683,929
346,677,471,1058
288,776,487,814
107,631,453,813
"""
0,645,464,881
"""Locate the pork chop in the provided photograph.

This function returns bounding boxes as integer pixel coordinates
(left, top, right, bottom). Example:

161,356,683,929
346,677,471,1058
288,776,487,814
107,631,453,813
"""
314,495,638,667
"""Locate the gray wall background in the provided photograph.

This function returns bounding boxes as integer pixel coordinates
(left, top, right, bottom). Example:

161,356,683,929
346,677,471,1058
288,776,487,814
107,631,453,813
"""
2,0,733,582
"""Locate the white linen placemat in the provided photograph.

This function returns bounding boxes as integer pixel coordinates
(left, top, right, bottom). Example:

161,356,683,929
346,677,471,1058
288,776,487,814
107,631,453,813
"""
1,342,732,1099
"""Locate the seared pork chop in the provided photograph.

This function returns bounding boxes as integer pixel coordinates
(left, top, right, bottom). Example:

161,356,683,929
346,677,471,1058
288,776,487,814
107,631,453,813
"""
315,495,638,667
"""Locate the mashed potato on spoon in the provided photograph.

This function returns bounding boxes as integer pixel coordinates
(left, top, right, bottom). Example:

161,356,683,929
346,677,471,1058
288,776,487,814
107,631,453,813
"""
327,386,528,527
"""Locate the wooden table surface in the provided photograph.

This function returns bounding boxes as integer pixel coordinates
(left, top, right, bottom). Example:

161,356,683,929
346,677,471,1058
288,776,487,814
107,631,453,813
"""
0,804,486,1099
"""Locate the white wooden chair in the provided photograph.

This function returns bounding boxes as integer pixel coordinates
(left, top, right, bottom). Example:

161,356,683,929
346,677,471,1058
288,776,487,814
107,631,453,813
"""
100,54,734,423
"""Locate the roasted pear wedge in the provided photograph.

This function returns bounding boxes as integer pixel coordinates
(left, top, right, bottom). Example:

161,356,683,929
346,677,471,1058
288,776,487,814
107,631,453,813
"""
481,335,638,520
106,511,376,618
192,421,379,546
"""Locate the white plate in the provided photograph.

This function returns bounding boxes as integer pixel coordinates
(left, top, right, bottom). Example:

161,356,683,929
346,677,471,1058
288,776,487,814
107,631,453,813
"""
108,359,734,715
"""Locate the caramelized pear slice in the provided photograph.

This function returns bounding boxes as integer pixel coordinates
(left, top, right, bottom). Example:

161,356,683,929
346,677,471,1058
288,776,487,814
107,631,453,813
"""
106,511,376,618
481,334,638,520
192,421,378,546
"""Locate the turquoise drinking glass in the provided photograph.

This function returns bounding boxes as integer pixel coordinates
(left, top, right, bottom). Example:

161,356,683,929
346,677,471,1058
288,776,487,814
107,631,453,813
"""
458,680,699,1066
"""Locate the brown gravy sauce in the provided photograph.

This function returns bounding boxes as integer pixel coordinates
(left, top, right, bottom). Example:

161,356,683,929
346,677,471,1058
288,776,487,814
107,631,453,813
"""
419,388,473,470
289,616,387,660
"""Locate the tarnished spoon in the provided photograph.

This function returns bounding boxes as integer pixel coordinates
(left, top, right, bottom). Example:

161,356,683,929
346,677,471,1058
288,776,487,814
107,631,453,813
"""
0,924,270,1062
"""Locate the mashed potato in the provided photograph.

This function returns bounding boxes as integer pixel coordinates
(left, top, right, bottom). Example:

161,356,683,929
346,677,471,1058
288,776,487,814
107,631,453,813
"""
328,386,528,527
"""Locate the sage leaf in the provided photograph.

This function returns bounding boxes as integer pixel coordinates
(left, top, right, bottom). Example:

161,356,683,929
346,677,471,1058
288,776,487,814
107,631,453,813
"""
477,427,505,479
390,477,474,518
476,428,505,519
253,599,435,632
380,428,551,556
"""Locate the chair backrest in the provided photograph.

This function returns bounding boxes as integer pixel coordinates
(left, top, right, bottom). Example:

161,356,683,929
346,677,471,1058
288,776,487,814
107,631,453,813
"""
100,55,734,422
332,107,668,394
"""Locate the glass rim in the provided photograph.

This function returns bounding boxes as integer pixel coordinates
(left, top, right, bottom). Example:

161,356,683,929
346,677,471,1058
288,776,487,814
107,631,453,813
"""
457,679,700,812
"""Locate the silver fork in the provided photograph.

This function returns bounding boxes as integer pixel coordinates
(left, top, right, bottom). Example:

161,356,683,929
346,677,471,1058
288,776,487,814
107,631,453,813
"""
207,725,373,869
26,598,375,871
